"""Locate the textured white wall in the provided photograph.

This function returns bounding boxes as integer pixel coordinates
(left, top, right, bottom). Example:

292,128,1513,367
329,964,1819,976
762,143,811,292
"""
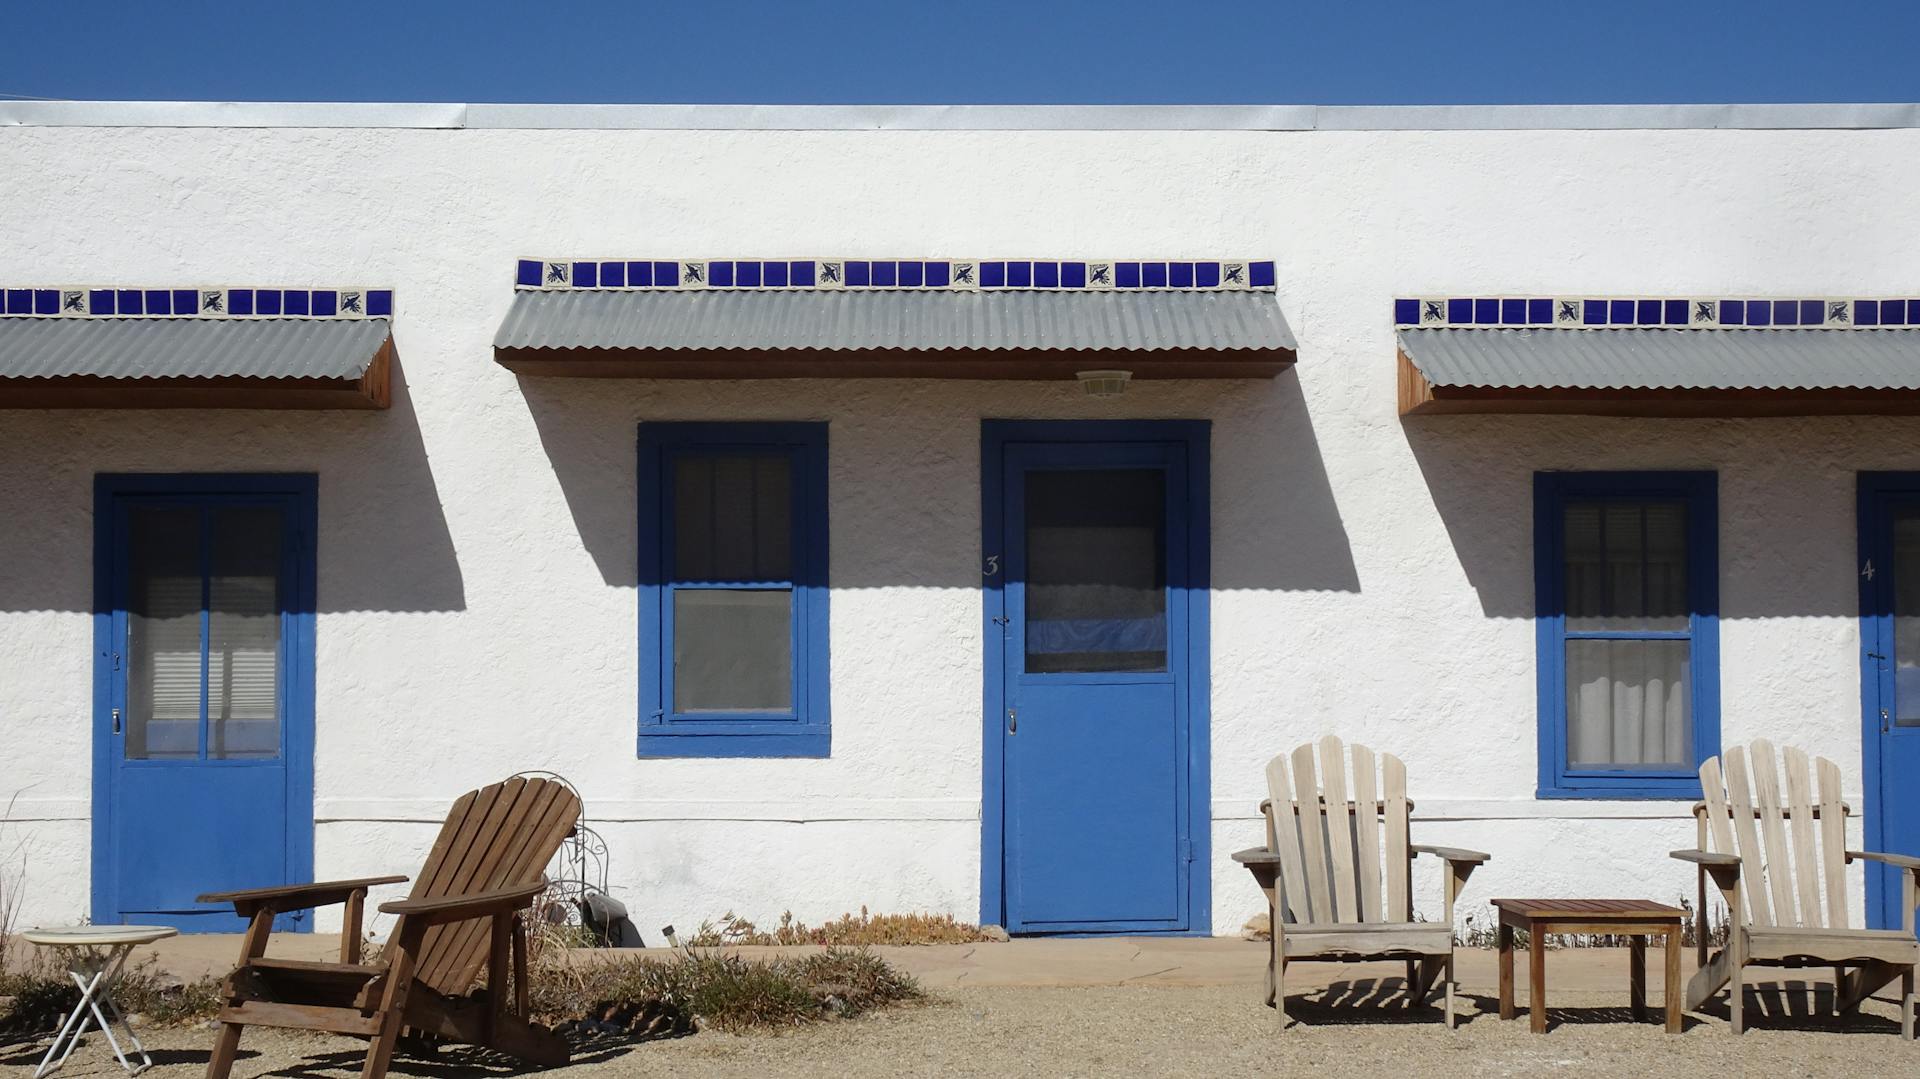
2,124,1918,935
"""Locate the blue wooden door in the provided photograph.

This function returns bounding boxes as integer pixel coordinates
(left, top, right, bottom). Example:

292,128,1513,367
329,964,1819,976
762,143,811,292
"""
1860,474,1920,933
94,476,315,932
988,428,1206,935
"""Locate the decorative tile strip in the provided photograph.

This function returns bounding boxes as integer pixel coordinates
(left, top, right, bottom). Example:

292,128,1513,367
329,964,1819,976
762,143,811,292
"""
515,258,1277,292
1393,296,1920,329
0,287,392,319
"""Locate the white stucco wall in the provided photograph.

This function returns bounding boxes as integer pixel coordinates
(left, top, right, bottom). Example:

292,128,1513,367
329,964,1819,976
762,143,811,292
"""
2,116,1917,937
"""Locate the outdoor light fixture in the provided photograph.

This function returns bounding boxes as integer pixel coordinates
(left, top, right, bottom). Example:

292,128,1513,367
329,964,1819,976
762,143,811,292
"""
1076,369,1132,397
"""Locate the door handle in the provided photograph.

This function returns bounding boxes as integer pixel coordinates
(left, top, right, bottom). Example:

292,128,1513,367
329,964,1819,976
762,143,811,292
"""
1007,708,1016,734
112,707,122,735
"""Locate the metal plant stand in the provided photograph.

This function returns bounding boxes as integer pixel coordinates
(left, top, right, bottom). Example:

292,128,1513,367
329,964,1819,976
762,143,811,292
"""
23,925,178,1076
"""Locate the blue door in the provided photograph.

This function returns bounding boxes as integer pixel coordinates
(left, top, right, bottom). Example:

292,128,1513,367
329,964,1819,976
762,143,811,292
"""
93,475,316,932
982,422,1209,935
1860,474,1920,933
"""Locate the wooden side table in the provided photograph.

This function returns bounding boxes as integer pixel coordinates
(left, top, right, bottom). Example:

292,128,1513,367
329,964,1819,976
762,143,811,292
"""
1492,898,1685,1034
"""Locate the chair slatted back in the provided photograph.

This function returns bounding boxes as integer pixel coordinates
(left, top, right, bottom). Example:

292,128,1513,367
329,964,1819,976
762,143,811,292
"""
395,776,582,996
1696,739,1849,930
1261,736,1411,926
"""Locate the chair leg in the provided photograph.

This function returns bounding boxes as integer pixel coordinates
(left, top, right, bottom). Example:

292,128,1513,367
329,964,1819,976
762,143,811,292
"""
1903,966,1915,1042
1729,961,1744,1035
205,1021,244,1079
1404,960,1418,1007
1444,953,1457,1030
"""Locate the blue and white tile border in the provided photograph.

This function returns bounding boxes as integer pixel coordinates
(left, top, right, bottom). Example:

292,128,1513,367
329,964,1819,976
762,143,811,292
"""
1395,296,1920,329
517,258,1278,292
0,286,393,319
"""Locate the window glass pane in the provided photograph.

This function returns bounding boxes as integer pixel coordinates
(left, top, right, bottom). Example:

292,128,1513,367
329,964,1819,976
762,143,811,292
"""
1564,499,1688,632
1565,638,1690,770
673,589,793,712
1892,507,1920,725
208,507,282,759
673,453,792,582
127,507,202,760
1024,469,1167,674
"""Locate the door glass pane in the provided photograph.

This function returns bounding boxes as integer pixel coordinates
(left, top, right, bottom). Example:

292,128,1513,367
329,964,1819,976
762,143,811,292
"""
1024,469,1167,674
208,507,282,759
1564,499,1689,632
1893,507,1920,725
1565,639,1691,769
126,507,202,760
673,589,793,712
673,453,792,582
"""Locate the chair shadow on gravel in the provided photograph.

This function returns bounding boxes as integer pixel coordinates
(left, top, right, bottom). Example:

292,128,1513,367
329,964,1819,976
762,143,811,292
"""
1278,977,1498,1028
248,1030,686,1079
0,1040,261,1068
1685,980,1905,1036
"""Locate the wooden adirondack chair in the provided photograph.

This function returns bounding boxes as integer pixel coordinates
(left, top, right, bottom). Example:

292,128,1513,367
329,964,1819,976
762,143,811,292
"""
198,776,583,1079
1231,736,1489,1030
1673,739,1920,1037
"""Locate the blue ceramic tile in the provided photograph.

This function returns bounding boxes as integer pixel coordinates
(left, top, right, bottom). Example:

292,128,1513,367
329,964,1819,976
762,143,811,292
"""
1773,300,1799,325
1249,260,1276,287
709,261,735,287
601,261,626,287
1034,262,1059,288
1747,300,1772,326
1604,299,1631,325
845,261,870,287
1910,300,1920,324
1061,262,1087,289
763,261,789,287
117,289,144,315
1115,262,1141,288
170,289,196,315
1882,299,1908,326
1664,299,1687,325
34,289,58,315
791,261,816,287
1141,262,1168,288
898,261,924,287
739,261,764,287
4,289,28,314
517,259,543,286
1007,261,1033,287
366,290,393,317
1500,298,1526,324
256,289,282,316
873,261,897,287
145,289,172,315
283,290,309,315
227,289,251,315
1719,299,1744,325
1583,299,1607,325
1448,298,1472,324
654,261,678,286
311,290,336,317
1195,262,1220,288
1800,300,1823,325
626,261,652,287
89,289,115,315
1394,298,1420,324
925,261,950,288
1857,300,1880,326
1529,298,1553,324
573,261,598,288
1169,262,1194,288
1635,299,1660,325
1474,298,1499,324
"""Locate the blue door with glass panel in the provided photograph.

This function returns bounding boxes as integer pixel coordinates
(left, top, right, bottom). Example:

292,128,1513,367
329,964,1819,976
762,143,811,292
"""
1859,474,1920,933
93,475,315,932
983,422,1209,936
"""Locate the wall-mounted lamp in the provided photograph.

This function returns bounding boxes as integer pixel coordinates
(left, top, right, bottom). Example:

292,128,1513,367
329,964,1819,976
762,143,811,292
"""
1076,370,1132,397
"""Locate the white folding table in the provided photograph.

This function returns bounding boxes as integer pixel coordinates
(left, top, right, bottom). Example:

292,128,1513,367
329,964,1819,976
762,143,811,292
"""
23,925,179,1077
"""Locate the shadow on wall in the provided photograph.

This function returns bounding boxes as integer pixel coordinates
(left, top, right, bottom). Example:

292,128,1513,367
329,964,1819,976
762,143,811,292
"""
1403,414,1873,620
0,346,465,613
518,367,1359,593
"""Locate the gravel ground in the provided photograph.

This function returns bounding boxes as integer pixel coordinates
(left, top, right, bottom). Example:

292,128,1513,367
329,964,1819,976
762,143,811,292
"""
2,984,1908,1078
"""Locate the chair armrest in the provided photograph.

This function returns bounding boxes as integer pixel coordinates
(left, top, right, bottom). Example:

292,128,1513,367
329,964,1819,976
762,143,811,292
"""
1670,849,1740,867
197,875,409,914
1231,847,1284,865
1847,849,1920,872
1410,844,1490,866
378,880,546,925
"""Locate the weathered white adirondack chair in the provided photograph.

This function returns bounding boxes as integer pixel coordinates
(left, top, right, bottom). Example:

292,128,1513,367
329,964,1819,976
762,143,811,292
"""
1231,736,1490,1030
1673,739,1920,1037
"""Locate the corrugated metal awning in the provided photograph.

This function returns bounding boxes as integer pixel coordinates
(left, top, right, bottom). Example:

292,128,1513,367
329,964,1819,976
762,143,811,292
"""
1397,327,1920,416
0,317,392,409
494,289,1295,379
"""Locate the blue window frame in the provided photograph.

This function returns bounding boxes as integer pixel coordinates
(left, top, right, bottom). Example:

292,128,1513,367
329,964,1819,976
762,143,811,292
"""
1534,471,1719,798
638,422,829,757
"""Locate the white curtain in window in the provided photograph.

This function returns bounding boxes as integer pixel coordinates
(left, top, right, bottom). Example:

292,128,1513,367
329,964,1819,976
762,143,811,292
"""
1566,639,1689,769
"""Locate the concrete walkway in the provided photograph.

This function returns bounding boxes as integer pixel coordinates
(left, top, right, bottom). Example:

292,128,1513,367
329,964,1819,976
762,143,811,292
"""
125,931,1748,999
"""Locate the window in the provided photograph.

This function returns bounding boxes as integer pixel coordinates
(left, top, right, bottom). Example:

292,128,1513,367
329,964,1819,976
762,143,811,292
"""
1534,472,1718,798
638,423,828,757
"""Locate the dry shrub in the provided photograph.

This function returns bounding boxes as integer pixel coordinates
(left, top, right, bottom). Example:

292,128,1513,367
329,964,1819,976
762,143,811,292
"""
688,906,998,947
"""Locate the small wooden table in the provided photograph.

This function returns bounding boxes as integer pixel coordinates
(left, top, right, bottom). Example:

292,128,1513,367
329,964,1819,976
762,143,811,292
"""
1492,899,1685,1034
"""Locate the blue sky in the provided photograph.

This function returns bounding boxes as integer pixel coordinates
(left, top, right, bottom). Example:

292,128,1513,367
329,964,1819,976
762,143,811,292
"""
4,1,1918,105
